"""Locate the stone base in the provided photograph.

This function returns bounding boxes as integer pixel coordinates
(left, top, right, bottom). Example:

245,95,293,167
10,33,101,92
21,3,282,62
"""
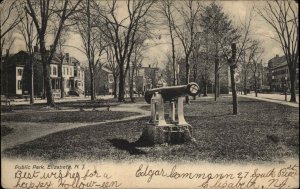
139,124,194,145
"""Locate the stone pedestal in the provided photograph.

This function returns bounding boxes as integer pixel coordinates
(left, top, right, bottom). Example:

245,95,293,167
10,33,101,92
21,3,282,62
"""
140,124,194,145
141,90,197,145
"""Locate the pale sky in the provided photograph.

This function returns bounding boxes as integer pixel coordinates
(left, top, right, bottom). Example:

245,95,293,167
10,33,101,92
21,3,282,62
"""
6,1,291,67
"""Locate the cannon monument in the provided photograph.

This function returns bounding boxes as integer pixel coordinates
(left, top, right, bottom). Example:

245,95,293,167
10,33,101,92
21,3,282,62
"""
140,82,199,144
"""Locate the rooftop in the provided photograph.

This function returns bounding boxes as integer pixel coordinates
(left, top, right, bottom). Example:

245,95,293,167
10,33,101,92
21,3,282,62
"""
268,54,287,69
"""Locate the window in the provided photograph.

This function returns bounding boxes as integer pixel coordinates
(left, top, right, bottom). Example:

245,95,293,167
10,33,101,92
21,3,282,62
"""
17,68,23,76
53,67,57,75
63,67,66,75
74,69,78,77
17,80,22,90
108,75,113,83
67,68,69,75
70,68,73,76
56,80,60,89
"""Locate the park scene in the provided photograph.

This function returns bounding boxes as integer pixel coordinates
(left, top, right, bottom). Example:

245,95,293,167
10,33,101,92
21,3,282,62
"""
1,0,299,167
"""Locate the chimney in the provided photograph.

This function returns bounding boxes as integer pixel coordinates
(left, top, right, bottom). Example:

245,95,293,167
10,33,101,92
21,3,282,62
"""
66,53,69,63
34,46,39,52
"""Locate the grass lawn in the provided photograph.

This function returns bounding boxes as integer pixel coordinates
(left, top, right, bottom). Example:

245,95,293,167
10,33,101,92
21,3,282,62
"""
3,97,145,112
2,96,299,163
1,125,13,137
1,110,139,123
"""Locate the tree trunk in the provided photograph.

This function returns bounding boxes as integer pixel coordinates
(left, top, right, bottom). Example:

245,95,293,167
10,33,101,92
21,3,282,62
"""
60,60,64,98
0,49,3,94
185,56,190,104
113,76,118,98
217,72,220,97
230,65,238,115
214,58,219,101
203,69,208,96
43,63,54,106
129,65,134,102
170,29,177,86
203,79,208,96
254,77,258,97
40,39,55,107
89,65,95,101
243,72,248,95
4,50,9,97
61,78,64,98
30,57,34,104
118,66,125,102
289,69,296,102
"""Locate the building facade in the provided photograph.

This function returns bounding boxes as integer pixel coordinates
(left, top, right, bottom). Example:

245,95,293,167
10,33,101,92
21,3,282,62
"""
83,64,161,97
84,66,114,95
268,54,299,92
60,54,85,97
135,65,160,95
1,51,85,98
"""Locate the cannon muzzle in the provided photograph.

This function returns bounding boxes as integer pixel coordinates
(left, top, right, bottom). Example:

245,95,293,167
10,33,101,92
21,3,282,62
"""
144,82,199,104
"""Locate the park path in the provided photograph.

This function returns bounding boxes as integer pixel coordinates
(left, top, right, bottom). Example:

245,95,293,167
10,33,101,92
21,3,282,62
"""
238,93,299,108
1,103,150,152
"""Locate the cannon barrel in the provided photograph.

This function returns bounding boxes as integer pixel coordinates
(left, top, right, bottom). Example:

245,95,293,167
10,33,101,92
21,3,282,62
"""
144,82,199,104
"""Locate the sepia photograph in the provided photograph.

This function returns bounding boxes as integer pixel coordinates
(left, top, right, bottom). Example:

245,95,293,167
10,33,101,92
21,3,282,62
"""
1,0,299,188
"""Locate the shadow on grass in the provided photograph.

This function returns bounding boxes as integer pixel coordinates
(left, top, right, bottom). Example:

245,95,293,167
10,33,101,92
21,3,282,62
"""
108,139,148,155
1,125,14,137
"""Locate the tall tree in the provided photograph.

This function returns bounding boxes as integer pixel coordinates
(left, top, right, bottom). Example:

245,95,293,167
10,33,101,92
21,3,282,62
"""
249,41,264,97
129,34,145,102
157,0,178,85
16,5,38,104
52,22,69,99
0,0,23,57
173,0,202,103
240,39,260,95
200,2,236,101
73,0,107,101
25,0,82,106
256,0,298,102
229,44,238,114
222,7,256,115
1,0,23,94
105,45,119,98
162,53,174,85
96,0,156,102
240,51,251,95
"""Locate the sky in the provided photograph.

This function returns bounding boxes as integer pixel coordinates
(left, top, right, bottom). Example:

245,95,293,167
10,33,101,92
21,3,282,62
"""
4,0,292,67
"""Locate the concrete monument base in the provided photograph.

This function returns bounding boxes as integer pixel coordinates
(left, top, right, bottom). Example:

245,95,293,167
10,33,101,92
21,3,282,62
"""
140,124,194,145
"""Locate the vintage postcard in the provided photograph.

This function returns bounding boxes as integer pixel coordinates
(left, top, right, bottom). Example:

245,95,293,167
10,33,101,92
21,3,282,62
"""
1,0,299,188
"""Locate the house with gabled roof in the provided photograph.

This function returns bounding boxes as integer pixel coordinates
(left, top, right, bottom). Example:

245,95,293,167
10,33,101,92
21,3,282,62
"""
1,50,85,98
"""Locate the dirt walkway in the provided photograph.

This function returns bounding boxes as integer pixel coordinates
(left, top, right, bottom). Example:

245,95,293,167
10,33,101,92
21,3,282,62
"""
238,94,299,108
1,103,150,152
